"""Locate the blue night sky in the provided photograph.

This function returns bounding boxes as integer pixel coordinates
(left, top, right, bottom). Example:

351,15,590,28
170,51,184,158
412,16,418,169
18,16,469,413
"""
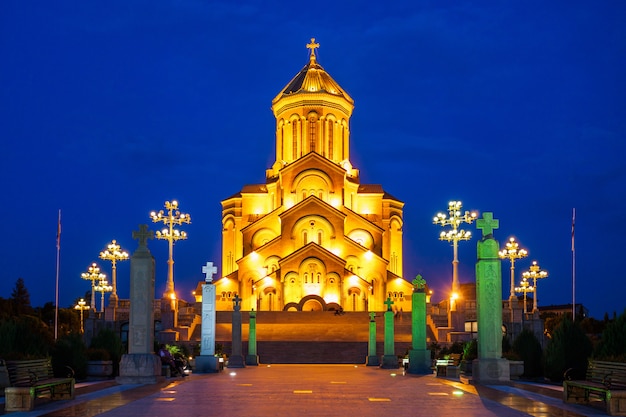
1,2,624,318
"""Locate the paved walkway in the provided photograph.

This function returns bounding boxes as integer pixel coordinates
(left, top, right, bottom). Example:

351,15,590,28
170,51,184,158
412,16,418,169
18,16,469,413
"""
2,365,611,417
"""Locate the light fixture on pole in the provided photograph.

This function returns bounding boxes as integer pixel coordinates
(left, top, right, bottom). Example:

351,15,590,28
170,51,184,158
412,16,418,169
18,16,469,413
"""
498,237,528,321
74,298,89,333
150,200,191,300
81,263,105,311
99,239,129,310
433,200,477,311
522,260,548,313
94,278,112,313
514,278,534,314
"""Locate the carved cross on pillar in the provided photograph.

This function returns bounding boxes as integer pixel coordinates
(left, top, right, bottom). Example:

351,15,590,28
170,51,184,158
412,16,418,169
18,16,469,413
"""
202,262,217,283
384,297,394,311
132,224,153,248
476,212,499,238
233,294,241,311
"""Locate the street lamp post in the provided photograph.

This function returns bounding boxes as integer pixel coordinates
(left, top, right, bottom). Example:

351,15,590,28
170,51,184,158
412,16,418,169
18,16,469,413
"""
94,278,112,313
74,298,89,333
522,260,548,313
498,237,528,321
150,200,191,299
81,263,105,311
514,278,534,315
433,200,477,311
99,239,129,310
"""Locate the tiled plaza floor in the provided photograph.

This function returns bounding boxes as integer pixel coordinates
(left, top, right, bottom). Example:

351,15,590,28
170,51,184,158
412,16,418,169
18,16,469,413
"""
2,365,611,417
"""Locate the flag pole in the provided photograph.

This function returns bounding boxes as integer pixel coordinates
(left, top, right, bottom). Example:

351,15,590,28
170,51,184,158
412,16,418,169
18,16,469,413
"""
572,208,576,320
55,209,61,340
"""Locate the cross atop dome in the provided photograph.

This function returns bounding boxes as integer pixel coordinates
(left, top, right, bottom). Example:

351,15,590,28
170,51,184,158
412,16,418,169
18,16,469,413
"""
306,37,320,61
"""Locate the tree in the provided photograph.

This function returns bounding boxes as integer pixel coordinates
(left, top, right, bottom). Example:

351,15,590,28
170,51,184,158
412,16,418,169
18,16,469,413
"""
594,308,626,362
544,316,592,381
10,278,33,316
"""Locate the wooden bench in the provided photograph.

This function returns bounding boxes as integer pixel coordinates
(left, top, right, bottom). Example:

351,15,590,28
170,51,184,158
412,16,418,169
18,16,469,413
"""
563,360,626,416
436,353,461,377
3,358,75,412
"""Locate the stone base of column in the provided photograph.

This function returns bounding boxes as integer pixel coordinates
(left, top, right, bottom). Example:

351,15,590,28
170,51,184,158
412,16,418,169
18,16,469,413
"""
227,355,246,368
472,358,510,384
194,355,222,373
115,354,163,384
366,355,380,366
380,355,399,369
407,349,432,374
245,355,259,366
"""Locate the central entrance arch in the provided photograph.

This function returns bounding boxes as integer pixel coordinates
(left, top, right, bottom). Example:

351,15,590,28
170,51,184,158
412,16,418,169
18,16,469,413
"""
283,294,341,311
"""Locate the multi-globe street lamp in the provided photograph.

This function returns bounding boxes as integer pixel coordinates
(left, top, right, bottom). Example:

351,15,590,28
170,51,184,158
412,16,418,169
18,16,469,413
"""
150,200,191,300
522,260,549,313
94,279,112,313
433,200,477,311
74,298,89,333
515,278,534,314
99,239,129,309
498,237,529,320
81,263,105,311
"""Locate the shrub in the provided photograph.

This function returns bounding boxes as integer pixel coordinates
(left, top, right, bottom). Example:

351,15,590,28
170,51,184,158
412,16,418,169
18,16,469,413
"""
512,329,543,377
51,333,87,379
86,348,111,361
0,316,53,359
90,328,123,376
544,316,592,381
462,339,477,361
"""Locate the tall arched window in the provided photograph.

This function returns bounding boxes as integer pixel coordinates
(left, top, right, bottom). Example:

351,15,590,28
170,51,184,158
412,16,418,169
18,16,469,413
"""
328,122,334,159
308,116,316,153
292,122,298,159
303,230,308,245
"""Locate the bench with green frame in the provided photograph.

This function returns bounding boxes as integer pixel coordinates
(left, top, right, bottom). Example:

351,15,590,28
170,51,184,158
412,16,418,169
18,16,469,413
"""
563,360,626,416
3,358,75,412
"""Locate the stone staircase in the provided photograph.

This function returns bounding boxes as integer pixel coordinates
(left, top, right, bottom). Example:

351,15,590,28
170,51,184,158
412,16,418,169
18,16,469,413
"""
213,311,414,364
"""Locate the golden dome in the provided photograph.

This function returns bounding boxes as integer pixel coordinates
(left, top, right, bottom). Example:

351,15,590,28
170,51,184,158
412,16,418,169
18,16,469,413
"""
272,38,354,105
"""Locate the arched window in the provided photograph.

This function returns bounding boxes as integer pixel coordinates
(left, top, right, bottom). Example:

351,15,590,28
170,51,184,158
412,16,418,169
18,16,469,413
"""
317,231,322,245
292,122,298,159
303,230,308,245
316,273,321,284
328,122,334,159
304,273,308,284
309,116,316,153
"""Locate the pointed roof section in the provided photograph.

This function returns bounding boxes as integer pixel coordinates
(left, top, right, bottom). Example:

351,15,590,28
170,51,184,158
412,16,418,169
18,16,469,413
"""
272,38,354,105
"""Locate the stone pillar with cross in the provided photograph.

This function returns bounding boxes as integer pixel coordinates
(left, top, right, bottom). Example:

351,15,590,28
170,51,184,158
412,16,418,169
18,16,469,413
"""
227,295,246,368
195,261,223,373
473,212,510,383
246,309,259,366
366,312,380,366
380,297,399,368
116,225,161,383
407,275,432,374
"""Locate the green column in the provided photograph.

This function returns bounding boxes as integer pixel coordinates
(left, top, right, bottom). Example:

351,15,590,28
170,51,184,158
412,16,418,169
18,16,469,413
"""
474,212,510,383
407,275,431,374
246,309,259,366
380,297,398,369
366,312,379,366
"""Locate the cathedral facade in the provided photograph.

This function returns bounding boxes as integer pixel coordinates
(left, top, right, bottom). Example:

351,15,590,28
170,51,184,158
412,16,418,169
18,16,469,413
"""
214,40,413,312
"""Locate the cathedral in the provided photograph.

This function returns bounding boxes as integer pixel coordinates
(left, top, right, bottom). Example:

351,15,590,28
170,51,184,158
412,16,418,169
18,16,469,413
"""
213,39,413,313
